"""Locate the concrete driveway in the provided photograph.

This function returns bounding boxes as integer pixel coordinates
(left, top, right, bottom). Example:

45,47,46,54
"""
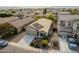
16,34,37,51
17,35,35,45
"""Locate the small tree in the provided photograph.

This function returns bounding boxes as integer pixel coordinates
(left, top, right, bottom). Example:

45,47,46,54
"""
62,8,65,12
47,14,58,24
12,10,15,13
47,14,54,21
43,8,47,14
0,23,17,38
0,13,13,17
34,16,41,20
67,8,72,12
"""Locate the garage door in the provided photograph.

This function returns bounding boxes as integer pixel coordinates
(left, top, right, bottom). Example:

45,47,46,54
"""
26,30,37,35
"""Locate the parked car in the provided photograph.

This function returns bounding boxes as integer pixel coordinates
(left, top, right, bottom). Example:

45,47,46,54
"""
0,39,8,48
67,37,77,50
67,37,75,43
68,43,77,50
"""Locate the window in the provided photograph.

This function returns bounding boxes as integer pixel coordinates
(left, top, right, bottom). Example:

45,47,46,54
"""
77,24,79,29
60,21,65,26
40,33,44,36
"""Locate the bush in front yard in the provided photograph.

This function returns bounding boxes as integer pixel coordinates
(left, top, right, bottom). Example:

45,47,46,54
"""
30,42,39,48
30,40,41,48
42,39,48,47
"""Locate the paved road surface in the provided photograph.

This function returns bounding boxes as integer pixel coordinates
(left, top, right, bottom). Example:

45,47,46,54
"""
0,35,77,53
7,31,26,42
59,37,77,53
0,42,39,53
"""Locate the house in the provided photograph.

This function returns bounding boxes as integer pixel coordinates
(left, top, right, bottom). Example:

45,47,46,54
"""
0,17,18,24
57,12,70,15
8,17,35,33
25,18,53,39
58,14,79,37
0,17,35,33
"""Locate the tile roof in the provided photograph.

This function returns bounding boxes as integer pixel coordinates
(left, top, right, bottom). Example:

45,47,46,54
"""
9,17,34,28
28,18,52,33
58,15,79,21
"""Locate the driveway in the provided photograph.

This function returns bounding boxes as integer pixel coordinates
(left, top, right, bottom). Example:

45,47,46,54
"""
59,37,77,53
16,35,38,52
17,35,35,47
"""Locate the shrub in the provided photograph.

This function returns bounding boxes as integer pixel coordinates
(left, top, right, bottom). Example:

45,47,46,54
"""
43,35,48,39
47,14,58,24
0,13,13,17
43,8,47,14
47,14,54,21
42,39,48,47
12,10,15,13
34,16,41,20
30,42,40,48
0,23,17,38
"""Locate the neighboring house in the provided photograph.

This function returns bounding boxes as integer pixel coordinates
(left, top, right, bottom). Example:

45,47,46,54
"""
0,17,18,24
58,14,79,37
8,17,35,33
0,17,35,33
25,18,53,39
57,12,70,15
